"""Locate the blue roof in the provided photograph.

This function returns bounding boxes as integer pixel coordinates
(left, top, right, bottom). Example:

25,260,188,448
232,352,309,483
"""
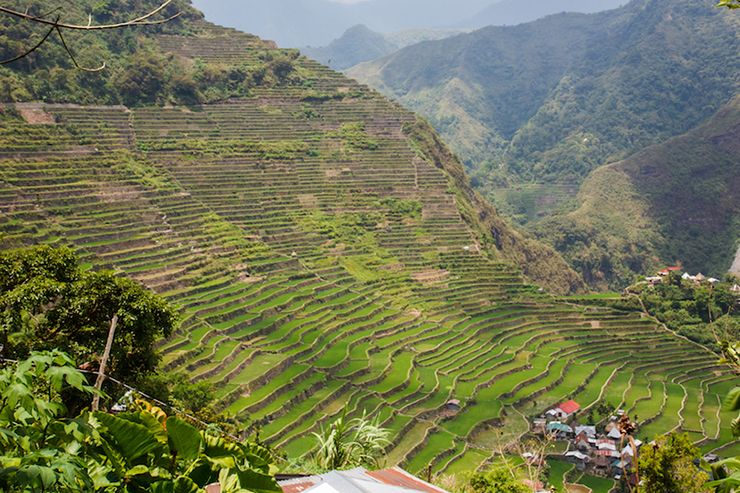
547,422,572,432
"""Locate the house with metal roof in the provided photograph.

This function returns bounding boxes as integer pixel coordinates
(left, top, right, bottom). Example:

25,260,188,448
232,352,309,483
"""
545,399,580,420
278,467,451,493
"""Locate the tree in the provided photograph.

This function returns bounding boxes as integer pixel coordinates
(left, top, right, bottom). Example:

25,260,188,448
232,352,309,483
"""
467,469,529,493
0,245,180,407
0,0,181,71
638,433,711,493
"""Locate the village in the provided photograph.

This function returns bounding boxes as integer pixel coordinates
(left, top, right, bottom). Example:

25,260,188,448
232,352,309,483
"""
533,400,640,484
532,398,721,489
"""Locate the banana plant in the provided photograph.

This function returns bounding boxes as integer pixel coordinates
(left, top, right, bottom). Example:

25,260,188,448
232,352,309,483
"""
92,404,281,493
0,351,282,493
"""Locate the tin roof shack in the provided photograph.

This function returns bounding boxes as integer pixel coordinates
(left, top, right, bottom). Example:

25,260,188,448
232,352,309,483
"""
546,422,574,440
565,451,591,470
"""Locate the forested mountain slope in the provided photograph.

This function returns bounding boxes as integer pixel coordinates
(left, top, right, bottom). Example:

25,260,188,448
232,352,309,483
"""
0,0,736,472
347,0,740,287
528,95,740,290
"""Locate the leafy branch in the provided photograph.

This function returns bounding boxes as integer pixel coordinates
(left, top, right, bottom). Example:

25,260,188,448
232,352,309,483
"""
0,0,182,71
717,0,740,8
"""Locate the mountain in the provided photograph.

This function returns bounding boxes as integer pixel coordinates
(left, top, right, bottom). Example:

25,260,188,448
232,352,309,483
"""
188,0,626,48
455,0,626,28
300,24,396,70
300,24,471,71
189,0,492,47
347,0,740,287
0,0,732,473
527,95,740,290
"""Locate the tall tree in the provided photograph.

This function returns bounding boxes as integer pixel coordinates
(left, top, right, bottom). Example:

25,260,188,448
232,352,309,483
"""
638,433,711,493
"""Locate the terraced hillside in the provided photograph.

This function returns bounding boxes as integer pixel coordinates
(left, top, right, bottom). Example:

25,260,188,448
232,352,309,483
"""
0,20,737,472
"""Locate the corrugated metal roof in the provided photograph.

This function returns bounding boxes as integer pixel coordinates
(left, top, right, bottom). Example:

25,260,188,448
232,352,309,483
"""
367,467,448,493
278,467,451,493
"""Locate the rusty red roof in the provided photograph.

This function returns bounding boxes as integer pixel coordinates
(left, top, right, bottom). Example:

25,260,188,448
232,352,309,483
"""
366,467,447,493
557,399,580,415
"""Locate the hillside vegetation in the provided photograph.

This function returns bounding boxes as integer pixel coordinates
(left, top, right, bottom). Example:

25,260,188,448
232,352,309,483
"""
347,0,740,287
528,95,740,290
0,0,737,473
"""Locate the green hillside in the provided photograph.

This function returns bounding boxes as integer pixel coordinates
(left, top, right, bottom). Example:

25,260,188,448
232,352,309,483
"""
347,0,740,287
0,0,737,474
349,0,740,188
528,95,740,290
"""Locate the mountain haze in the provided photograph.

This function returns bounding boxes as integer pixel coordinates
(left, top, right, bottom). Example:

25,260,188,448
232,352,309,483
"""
189,0,491,47
300,25,472,71
189,0,628,47
454,0,626,28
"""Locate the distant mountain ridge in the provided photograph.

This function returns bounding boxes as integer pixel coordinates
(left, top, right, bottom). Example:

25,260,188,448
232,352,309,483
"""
300,24,472,71
453,0,625,28
190,0,628,47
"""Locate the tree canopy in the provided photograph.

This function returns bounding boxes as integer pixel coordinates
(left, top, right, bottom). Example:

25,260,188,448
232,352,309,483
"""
0,245,179,403
638,433,711,493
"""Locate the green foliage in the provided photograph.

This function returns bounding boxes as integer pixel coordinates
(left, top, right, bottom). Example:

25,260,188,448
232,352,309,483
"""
0,350,281,493
615,277,740,351
378,197,422,219
0,246,180,405
0,350,105,492
717,0,740,8
311,407,389,471
638,433,711,493
466,469,529,493
117,54,167,106
0,1,315,106
327,123,378,151
302,211,383,248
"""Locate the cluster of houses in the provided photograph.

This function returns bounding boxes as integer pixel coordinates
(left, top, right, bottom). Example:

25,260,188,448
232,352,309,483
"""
533,400,641,480
645,267,721,286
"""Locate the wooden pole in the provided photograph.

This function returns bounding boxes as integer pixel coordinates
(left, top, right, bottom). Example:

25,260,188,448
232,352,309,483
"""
92,314,118,411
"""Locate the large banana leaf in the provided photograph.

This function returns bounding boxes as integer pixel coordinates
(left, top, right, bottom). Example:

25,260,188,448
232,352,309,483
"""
166,418,203,462
94,411,163,464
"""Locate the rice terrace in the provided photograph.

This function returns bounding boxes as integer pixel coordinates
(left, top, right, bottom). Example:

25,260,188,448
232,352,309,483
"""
1,13,739,490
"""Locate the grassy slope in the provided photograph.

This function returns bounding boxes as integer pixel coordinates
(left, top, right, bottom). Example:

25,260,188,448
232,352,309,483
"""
403,118,586,295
